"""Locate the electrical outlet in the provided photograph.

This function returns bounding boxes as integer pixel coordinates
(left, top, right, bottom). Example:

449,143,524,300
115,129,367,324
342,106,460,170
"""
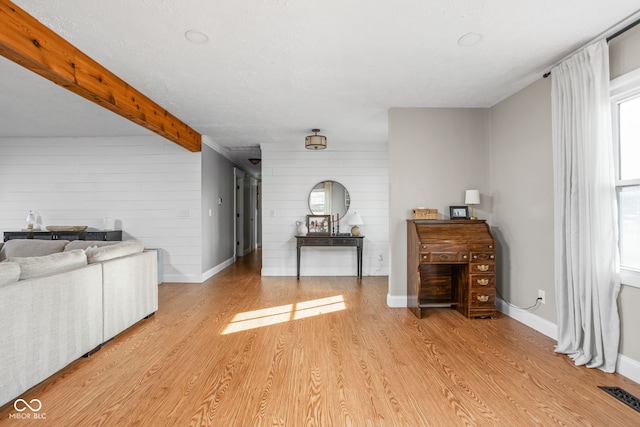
538,289,546,305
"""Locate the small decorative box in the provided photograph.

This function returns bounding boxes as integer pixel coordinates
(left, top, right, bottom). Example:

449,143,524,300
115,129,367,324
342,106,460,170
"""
412,208,438,219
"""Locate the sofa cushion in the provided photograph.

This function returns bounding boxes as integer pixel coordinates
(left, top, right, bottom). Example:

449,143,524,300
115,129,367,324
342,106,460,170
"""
86,240,145,264
64,240,118,252
0,262,20,287
8,249,88,280
0,239,70,261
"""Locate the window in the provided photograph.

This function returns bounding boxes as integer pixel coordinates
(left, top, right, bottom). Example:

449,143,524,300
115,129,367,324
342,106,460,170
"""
611,69,640,288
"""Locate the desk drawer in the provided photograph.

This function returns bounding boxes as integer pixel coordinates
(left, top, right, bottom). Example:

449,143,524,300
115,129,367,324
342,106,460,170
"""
471,252,495,261
420,252,469,263
332,238,358,246
470,288,495,309
470,275,495,289
302,238,333,246
470,263,495,273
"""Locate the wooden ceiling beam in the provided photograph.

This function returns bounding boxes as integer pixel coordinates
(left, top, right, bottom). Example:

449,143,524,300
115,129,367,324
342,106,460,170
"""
0,0,201,152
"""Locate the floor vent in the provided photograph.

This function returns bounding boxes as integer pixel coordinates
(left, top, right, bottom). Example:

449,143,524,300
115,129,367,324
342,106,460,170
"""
599,386,640,412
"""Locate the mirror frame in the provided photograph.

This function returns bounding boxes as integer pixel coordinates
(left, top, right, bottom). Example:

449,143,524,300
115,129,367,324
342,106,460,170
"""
308,180,350,218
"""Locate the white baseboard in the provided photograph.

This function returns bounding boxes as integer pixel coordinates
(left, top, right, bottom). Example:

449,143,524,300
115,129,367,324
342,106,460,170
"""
387,293,407,308
617,354,640,384
383,296,640,384
261,267,385,277
202,256,235,281
161,274,202,283
162,257,235,283
261,267,295,276
496,298,640,384
496,297,558,340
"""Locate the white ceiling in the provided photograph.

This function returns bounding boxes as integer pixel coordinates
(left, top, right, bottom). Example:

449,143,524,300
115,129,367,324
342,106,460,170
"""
2,1,640,177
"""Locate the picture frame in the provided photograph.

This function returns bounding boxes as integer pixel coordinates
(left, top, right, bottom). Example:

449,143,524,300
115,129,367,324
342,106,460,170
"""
307,214,331,235
449,206,470,220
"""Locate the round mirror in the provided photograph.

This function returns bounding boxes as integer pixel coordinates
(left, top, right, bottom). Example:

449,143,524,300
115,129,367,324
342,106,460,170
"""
309,181,350,218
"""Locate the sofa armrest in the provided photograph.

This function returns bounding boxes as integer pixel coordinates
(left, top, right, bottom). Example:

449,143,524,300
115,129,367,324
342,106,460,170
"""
102,250,158,341
0,263,103,407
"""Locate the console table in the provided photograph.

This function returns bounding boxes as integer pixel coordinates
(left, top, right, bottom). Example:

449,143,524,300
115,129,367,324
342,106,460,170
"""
296,235,365,279
407,220,496,319
3,229,122,242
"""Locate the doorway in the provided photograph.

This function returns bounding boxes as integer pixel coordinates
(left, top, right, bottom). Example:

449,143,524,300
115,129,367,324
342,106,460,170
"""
235,169,245,259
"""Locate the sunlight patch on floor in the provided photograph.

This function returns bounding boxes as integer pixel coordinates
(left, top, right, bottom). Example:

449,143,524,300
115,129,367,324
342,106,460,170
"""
222,295,346,334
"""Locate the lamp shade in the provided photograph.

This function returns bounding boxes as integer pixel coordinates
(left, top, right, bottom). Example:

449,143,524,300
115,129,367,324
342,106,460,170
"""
348,212,364,225
348,211,364,236
465,190,480,205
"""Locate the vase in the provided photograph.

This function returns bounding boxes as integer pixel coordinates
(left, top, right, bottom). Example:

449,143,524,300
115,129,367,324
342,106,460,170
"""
296,220,308,235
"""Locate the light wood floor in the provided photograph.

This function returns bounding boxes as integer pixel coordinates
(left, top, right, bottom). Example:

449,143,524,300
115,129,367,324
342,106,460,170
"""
2,250,640,426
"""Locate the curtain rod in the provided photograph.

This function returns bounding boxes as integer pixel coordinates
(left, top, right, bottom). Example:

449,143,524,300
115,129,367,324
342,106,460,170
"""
543,12,640,78
606,16,640,41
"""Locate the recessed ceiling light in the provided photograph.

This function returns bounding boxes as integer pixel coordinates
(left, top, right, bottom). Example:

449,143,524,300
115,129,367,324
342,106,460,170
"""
458,32,482,47
185,30,209,44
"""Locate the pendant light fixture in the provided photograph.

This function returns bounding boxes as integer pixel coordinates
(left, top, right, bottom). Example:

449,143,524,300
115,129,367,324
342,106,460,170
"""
305,129,327,150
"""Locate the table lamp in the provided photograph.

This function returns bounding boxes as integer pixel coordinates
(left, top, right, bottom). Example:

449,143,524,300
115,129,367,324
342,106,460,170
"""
349,212,364,236
465,190,480,220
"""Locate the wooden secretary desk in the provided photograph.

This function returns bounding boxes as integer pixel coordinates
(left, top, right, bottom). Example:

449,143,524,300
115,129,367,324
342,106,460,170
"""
407,219,496,319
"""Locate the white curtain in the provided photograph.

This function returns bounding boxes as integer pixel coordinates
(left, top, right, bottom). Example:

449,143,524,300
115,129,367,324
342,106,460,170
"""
551,40,621,373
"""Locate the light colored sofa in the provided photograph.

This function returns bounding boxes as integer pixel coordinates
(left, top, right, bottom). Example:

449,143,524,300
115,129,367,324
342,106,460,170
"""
0,239,158,407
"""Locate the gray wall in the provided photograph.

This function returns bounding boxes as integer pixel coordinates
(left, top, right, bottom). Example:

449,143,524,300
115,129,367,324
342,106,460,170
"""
388,108,490,304
489,78,556,322
610,23,640,79
202,143,236,271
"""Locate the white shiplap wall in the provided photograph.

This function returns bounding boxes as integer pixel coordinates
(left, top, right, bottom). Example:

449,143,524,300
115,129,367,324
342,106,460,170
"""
0,135,202,282
261,141,389,277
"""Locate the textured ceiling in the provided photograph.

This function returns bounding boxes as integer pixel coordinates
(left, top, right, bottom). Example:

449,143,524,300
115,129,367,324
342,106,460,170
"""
2,1,640,176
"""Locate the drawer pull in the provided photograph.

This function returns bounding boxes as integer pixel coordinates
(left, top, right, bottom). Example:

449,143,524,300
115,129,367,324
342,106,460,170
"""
463,255,468,259
490,255,495,260
473,255,478,259
477,295,489,302
488,245,493,249
477,265,490,272
422,255,428,259
477,278,489,286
